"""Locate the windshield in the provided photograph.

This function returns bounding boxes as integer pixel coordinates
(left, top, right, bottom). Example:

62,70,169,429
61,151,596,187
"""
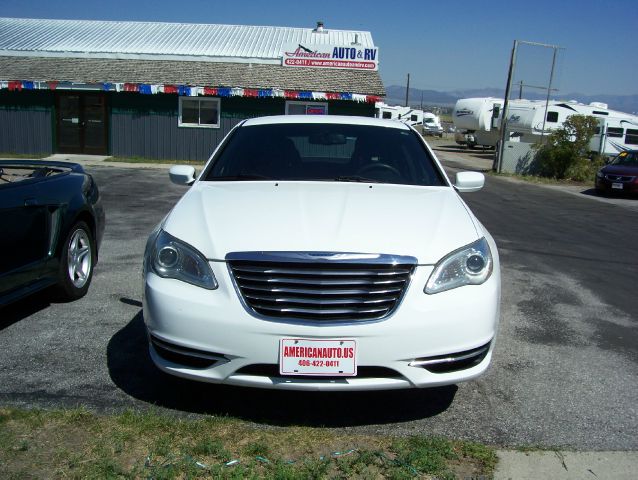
610,151,638,166
203,123,446,186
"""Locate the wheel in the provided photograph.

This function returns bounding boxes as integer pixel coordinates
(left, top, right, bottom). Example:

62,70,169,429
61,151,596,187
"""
357,163,402,178
57,221,95,300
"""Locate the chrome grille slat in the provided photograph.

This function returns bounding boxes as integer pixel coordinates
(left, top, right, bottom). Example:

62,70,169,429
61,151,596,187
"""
234,273,407,286
231,265,412,276
241,284,403,295
228,253,416,322
243,293,398,305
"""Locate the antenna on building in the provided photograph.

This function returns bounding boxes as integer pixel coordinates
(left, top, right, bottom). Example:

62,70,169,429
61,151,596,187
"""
313,21,326,33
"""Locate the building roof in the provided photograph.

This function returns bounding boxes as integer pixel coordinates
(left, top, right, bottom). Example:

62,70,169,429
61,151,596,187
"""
0,55,385,95
0,17,374,63
0,18,384,96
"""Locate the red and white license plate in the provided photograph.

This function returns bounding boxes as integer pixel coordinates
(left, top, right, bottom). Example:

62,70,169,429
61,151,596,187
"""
612,182,623,190
279,338,357,376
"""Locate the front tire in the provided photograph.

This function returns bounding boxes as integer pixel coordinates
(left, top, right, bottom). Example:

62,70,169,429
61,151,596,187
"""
57,221,95,301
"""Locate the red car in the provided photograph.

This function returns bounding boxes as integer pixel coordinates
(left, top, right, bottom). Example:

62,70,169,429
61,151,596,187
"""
595,150,638,196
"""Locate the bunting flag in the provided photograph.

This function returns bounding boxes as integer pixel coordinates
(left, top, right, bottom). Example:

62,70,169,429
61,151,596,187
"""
0,78,382,105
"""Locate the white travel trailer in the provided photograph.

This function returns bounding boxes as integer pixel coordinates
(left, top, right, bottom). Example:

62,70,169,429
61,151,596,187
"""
505,100,638,156
375,103,424,127
453,97,638,156
453,97,503,148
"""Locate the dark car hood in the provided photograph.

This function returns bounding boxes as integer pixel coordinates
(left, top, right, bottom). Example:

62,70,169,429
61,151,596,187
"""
602,164,638,175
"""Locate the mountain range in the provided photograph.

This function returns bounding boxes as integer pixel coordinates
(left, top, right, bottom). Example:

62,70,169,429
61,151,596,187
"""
385,85,638,114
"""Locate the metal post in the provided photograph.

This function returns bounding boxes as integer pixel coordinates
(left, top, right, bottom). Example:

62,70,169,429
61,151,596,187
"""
497,40,518,173
405,73,410,107
539,47,558,145
518,80,523,99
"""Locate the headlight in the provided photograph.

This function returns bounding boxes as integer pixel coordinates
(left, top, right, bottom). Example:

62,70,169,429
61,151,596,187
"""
596,171,604,179
149,230,217,290
425,237,493,294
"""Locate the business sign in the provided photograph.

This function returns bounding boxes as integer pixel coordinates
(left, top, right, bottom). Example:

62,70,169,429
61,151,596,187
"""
282,43,379,71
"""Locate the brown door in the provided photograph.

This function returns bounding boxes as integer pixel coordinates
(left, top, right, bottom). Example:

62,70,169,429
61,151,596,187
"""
56,93,108,154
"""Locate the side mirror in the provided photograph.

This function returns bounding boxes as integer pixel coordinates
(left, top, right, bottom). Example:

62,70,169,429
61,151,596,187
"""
454,171,484,193
169,165,196,185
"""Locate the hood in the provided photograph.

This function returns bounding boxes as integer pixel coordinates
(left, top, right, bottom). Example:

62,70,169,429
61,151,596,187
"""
162,181,480,265
602,164,638,175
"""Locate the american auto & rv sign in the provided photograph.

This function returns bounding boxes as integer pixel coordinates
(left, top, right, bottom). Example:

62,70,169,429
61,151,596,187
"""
282,43,379,71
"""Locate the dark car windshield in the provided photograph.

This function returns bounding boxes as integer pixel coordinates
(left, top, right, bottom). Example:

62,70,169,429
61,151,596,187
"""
203,123,446,186
610,151,638,167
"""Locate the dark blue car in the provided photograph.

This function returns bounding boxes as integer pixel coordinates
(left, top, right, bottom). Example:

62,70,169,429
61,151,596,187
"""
0,160,105,306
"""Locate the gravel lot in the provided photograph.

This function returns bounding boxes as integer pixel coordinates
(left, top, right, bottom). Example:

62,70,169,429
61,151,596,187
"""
1,149,636,450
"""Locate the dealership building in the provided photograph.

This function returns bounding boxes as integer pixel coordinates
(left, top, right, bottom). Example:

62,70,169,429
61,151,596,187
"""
0,17,384,160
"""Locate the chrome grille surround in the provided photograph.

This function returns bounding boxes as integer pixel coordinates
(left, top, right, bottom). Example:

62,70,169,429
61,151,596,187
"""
605,174,635,182
226,252,417,323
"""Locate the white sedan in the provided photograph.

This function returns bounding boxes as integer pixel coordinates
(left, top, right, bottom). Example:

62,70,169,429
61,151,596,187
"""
143,115,500,391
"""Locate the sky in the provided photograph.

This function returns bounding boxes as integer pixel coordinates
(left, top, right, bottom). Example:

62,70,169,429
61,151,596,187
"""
1,0,637,96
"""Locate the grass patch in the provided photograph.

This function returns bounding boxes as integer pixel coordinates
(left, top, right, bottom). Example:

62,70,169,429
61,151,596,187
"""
492,171,590,187
107,156,205,165
0,407,497,479
0,152,49,159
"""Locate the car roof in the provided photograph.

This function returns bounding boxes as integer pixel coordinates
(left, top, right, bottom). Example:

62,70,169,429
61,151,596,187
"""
241,115,411,130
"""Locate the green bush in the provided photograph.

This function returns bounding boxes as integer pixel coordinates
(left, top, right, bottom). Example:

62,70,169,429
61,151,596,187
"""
532,114,601,180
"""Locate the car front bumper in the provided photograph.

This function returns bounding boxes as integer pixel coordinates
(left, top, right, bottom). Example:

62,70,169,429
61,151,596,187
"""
143,261,500,391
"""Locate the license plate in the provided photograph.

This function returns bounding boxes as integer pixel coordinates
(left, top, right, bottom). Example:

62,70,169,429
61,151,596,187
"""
279,338,357,376
612,182,623,189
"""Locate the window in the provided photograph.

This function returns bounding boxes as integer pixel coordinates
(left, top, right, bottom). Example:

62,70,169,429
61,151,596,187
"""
592,110,608,116
285,101,328,115
546,111,559,123
204,123,445,186
179,97,220,128
625,129,638,145
411,114,418,122
607,127,624,138
382,111,392,119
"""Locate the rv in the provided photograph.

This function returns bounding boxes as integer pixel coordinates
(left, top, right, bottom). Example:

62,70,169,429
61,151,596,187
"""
453,97,503,148
453,97,638,156
375,103,424,127
505,100,638,156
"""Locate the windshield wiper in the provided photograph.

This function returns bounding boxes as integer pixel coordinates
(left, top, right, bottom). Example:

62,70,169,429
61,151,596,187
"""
333,175,386,183
209,174,273,181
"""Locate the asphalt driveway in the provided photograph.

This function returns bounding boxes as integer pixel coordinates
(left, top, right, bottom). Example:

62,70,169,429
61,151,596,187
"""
0,161,636,450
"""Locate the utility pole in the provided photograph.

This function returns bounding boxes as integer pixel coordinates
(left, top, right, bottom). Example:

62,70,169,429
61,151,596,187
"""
497,40,518,173
539,47,558,145
420,91,423,111
405,73,410,107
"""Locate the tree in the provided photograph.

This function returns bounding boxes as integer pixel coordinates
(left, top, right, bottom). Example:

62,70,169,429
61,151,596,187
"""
532,115,600,180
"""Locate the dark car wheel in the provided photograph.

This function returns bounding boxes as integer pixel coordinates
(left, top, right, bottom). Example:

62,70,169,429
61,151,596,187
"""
57,221,95,300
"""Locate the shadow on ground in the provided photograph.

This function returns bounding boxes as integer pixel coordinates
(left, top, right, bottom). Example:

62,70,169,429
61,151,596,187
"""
107,309,457,427
0,291,52,331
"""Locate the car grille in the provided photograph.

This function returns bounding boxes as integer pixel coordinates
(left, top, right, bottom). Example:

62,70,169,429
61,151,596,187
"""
605,174,635,182
227,252,416,322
